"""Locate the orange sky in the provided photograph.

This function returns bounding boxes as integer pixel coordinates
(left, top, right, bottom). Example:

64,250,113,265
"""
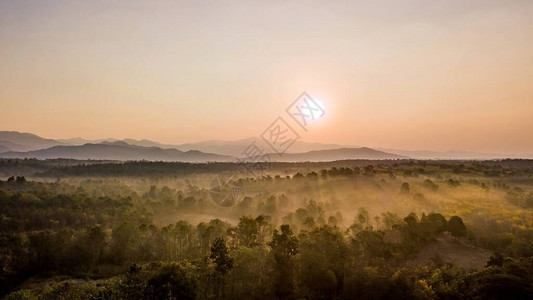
1,0,532,154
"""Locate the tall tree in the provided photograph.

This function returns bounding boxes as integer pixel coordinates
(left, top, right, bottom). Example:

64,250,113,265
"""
269,224,299,299
210,237,233,299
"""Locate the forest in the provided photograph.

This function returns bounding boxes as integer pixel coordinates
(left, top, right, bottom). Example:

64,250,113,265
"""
0,159,532,299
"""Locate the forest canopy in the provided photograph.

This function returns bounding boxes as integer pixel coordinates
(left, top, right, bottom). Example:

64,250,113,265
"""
0,159,532,299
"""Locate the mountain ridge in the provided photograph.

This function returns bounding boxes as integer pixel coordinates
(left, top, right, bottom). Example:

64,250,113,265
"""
0,142,234,162
0,131,64,151
263,147,408,162
1,131,530,160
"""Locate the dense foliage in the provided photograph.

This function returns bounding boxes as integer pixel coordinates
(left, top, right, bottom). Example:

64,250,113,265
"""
1,159,532,299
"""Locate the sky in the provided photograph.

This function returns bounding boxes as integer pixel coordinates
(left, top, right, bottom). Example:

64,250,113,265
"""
1,0,532,154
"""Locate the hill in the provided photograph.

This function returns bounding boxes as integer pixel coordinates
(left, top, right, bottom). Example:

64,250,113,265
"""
377,148,532,160
174,137,353,156
0,145,11,153
0,141,234,162
0,131,64,151
266,147,408,161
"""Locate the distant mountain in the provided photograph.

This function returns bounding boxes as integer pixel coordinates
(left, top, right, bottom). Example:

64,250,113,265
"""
56,137,119,145
265,147,408,162
0,131,64,151
122,139,179,149
0,144,11,153
37,135,184,150
376,148,532,160
58,137,180,149
0,141,234,162
175,138,257,156
175,137,353,156
0,140,31,152
2,131,530,160
53,136,378,159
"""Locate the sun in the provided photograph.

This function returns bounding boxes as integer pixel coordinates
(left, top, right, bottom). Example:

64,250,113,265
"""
311,98,326,120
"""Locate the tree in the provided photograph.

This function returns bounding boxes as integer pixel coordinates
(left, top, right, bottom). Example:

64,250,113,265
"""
423,179,439,191
306,172,319,180
470,271,533,299
357,207,369,227
110,222,141,264
400,183,410,194
270,225,298,258
78,225,107,270
210,237,233,299
228,246,270,299
144,264,197,300
197,219,228,256
300,249,338,298
403,212,418,227
300,225,347,298
210,237,233,275
235,216,259,247
446,216,467,237
292,172,304,180
381,212,402,229
420,213,447,235
162,221,194,261
269,225,299,299
118,264,145,300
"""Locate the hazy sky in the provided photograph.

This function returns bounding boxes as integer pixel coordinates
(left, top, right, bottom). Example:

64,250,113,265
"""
1,0,532,154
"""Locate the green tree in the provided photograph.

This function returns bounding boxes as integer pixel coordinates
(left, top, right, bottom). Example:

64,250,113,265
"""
210,237,233,299
446,216,467,237
400,182,410,194
197,219,229,256
423,179,439,191
144,264,197,300
269,225,299,299
118,264,145,300
210,237,233,275
420,213,447,235
300,225,347,298
110,222,141,264
234,216,260,247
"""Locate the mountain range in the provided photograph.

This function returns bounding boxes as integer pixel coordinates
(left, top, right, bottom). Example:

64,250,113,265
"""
0,131,530,161
0,141,234,162
55,136,354,156
267,147,407,161
0,131,63,151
